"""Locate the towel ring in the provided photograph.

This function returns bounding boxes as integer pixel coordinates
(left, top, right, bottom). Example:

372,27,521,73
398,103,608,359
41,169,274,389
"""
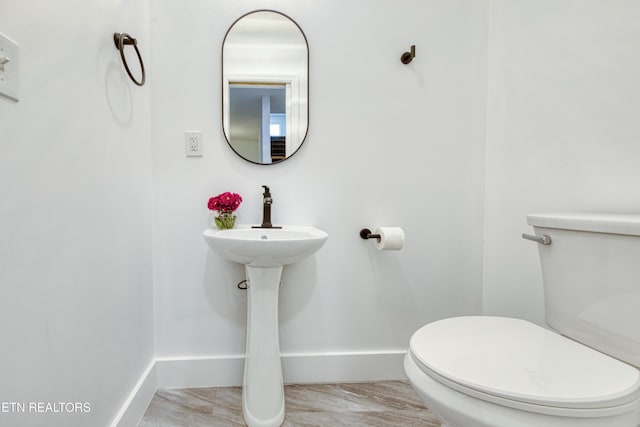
113,33,146,86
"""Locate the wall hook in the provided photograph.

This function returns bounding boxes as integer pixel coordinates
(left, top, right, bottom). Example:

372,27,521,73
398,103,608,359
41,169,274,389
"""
113,33,146,86
401,45,416,64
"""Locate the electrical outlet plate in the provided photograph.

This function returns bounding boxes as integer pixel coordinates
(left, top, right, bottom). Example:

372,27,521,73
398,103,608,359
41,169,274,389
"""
185,131,203,157
0,33,19,102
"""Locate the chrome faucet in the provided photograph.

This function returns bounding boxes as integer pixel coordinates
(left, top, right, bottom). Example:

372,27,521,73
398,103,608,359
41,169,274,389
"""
253,185,281,229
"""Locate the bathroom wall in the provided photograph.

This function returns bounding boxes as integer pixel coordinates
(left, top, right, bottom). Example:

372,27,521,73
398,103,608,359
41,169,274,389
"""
483,1,640,324
150,0,488,383
4,0,640,424
0,1,154,426
4,0,638,423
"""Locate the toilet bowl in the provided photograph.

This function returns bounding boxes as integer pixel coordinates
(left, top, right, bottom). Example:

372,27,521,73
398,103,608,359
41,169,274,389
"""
405,316,640,427
405,213,640,427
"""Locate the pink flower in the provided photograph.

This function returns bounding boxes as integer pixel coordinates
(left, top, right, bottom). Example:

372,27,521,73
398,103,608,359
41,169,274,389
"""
207,192,243,214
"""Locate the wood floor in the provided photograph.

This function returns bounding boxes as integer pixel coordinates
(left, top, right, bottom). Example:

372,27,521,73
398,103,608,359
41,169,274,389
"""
139,380,442,426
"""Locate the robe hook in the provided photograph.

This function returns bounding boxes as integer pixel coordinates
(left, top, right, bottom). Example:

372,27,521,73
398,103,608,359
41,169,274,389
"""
401,45,416,64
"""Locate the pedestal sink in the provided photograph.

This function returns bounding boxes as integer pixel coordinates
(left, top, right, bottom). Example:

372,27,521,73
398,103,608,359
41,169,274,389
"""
203,225,328,427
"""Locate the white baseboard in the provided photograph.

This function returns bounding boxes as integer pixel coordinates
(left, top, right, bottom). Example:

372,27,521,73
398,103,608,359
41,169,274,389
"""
113,350,408,425
155,349,408,388
281,350,408,385
111,361,158,427
155,354,246,388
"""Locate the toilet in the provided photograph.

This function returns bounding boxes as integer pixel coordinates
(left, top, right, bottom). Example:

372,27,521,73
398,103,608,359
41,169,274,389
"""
404,213,640,427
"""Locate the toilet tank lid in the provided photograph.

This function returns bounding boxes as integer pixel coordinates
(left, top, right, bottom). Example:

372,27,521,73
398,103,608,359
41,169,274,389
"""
528,213,640,236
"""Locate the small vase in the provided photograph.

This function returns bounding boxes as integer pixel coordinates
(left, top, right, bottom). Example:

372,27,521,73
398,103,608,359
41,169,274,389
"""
215,213,236,230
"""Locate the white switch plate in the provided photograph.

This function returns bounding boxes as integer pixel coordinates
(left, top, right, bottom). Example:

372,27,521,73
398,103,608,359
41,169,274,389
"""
185,131,203,157
0,33,19,102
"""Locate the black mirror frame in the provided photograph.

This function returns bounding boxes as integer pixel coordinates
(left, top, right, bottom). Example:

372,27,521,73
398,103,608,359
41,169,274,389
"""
221,9,310,165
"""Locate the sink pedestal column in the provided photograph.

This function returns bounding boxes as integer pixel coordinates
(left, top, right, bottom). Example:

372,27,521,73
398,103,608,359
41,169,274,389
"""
243,265,285,427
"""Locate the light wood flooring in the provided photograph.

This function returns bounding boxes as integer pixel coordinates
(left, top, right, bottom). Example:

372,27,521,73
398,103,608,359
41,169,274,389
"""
139,380,441,426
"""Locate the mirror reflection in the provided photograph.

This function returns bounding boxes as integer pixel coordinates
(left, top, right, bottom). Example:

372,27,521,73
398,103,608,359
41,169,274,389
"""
222,10,309,164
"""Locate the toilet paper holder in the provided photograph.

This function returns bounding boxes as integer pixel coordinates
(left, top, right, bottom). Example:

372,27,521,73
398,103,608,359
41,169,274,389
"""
360,228,381,242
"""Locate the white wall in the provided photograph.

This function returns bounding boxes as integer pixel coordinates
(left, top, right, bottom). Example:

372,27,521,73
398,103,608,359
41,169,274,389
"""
150,0,488,375
12,0,640,422
0,0,155,426
484,0,640,324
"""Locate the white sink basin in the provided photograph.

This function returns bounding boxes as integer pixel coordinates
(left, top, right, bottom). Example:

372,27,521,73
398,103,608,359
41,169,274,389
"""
203,224,328,267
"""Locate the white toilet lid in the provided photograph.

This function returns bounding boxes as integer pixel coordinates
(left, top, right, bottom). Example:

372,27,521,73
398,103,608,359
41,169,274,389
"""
409,316,640,409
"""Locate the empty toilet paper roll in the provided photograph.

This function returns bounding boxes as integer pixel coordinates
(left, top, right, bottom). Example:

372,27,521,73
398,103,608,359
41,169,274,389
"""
374,227,405,250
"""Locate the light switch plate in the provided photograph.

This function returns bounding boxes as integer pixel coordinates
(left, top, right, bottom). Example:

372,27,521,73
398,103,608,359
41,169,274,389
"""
0,33,19,102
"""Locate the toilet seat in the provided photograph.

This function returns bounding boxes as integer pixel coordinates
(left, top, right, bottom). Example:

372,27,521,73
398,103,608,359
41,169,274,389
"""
409,316,640,415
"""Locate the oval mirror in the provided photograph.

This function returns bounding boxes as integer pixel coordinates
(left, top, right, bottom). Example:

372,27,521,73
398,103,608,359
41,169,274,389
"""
222,10,309,165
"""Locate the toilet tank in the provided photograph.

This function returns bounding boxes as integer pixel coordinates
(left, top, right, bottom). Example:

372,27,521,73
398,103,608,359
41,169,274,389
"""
527,213,640,368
